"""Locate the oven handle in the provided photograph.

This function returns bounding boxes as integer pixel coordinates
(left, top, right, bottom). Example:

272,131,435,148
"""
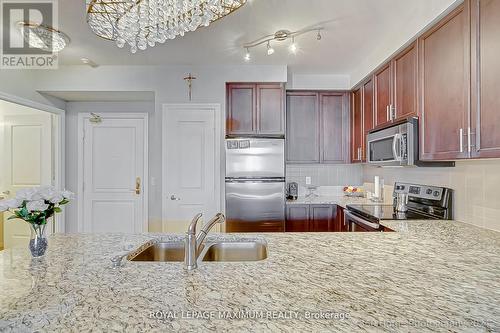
344,210,380,230
392,134,402,161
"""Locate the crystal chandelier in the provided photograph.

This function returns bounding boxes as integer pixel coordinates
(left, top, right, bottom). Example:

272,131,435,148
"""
86,0,247,53
19,22,70,52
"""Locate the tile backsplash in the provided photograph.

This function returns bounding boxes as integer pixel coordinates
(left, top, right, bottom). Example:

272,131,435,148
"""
286,164,363,188
363,159,500,232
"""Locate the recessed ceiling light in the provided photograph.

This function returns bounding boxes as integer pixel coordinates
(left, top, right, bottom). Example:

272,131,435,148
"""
81,58,99,68
18,22,70,52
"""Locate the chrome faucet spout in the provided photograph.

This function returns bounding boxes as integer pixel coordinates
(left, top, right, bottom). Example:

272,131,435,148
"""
184,213,225,270
187,213,203,235
196,213,225,252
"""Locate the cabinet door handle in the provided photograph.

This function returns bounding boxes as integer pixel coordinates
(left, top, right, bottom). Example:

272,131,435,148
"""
459,128,464,153
391,105,396,120
386,106,390,121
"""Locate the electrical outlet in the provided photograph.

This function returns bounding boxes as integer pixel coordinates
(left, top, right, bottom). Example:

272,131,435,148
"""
305,176,311,185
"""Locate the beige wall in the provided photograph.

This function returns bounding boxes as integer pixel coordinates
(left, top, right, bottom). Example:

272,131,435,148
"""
364,159,500,232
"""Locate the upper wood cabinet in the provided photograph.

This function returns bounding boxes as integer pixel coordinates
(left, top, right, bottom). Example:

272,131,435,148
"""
419,4,470,160
226,83,284,136
362,78,374,161
286,91,320,163
393,42,418,121
351,88,363,163
373,42,418,128
351,78,374,163
374,63,392,127
471,0,500,158
287,91,349,164
320,93,350,164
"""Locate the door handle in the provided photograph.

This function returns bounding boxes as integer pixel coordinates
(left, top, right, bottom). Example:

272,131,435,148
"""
170,195,181,201
135,177,141,195
1,190,10,195
392,134,402,161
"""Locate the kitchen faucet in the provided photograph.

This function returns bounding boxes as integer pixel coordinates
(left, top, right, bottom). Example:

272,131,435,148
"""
185,213,225,270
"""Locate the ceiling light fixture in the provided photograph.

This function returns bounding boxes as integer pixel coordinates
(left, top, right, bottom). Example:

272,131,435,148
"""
244,48,251,62
18,22,69,52
289,37,297,54
316,29,322,40
266,41,275,56
243,27,323,59
86,0,247,53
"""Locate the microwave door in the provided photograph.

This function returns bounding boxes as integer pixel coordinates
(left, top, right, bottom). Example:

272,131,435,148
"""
368,135,398,164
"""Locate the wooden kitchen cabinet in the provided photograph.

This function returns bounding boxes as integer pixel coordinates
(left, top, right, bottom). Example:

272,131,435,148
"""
286,91,320,163
471,0,500,158
371,42,418,129
351,88,363,163
351,78,374,164
285,204,310,232
286,204,342,232
418,3,470,160
310,205,336,232
287,91,349,164
374,62,392,127
226,83,284,136
362,78,374,161
320,92,350,164
257,84,285,135
393,42,418,121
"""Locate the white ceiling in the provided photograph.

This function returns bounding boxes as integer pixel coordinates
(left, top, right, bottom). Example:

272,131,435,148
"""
58,0,456,75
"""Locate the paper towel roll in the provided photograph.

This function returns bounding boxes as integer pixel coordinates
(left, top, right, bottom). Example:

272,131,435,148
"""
374,176,380,198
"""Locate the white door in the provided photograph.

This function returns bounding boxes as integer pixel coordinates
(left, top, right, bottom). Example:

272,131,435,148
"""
2,114,52,249
81,114,147,233
163,104,220,232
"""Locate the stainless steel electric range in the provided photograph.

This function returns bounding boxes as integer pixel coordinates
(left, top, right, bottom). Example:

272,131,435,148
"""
345,182,453,232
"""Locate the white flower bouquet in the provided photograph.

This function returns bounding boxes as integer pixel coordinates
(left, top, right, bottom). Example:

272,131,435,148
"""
0,186,74,226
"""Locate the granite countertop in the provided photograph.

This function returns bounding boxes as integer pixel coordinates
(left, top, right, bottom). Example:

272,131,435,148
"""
1,221,499,332
287,195,391,207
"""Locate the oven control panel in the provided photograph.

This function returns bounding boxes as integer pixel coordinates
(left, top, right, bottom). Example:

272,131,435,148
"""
394,182,443,200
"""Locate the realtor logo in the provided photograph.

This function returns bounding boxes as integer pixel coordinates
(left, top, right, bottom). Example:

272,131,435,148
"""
1,0,59,69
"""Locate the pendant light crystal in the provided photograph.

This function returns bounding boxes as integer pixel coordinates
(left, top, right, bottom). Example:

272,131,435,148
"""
86,0,247,53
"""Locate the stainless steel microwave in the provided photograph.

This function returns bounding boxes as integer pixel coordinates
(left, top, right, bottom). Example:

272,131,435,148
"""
367,118,454,167
367,118,416,166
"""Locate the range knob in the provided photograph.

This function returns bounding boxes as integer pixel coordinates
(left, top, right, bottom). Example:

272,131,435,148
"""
433,191,440,197
426,189,433,195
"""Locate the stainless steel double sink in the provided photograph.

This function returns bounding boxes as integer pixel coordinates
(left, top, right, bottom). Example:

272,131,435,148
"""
128,239,268,263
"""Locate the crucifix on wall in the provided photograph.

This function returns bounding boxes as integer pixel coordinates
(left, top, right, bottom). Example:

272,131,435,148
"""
183,73,197,101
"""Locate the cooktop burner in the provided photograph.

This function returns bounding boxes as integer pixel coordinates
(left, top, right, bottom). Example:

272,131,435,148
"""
346,204,437,223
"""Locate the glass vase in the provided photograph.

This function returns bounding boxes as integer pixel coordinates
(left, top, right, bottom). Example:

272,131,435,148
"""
29,224,48,258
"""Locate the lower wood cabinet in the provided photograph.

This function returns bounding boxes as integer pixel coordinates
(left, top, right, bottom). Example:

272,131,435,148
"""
286,204,342,232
